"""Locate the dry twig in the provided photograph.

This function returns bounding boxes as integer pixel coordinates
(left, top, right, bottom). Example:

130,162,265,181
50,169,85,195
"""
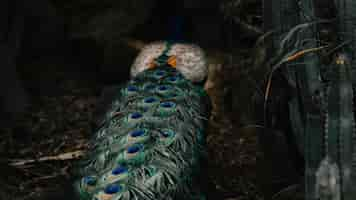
9,150,85,167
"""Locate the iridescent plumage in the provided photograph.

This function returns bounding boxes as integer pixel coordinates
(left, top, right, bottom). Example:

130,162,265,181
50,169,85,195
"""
73,42,211,200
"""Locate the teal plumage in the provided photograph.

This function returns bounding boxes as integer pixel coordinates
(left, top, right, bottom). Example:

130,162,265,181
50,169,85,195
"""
73,65,211,200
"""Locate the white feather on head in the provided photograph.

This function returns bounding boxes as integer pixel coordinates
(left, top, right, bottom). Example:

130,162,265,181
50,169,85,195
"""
130,41,208,83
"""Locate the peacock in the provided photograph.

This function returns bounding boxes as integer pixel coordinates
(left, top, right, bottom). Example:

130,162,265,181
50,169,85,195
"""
72,13,212,200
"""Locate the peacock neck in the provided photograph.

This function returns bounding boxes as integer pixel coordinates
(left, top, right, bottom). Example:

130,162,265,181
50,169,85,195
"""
167,14,186,43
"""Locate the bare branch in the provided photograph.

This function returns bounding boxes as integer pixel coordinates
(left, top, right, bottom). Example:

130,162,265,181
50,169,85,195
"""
9,150,85,166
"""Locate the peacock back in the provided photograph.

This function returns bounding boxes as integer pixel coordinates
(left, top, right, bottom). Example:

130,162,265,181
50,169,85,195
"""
73,41,211,200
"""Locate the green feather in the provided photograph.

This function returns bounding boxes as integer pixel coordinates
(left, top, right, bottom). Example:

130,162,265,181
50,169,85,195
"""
73,66,211,200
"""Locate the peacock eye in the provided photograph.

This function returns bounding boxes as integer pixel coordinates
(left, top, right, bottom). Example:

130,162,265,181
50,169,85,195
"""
154,70,166,77
158,129,176,146
104,184,122,194
161,129,175,138
127,85,138,92
111,166,128,175
167,75,182,83
160,102,175,108
130,112,142,119
157,101,176,117
158,85,168,91
130,129,145,137
169,77,177,82
161,132,169,138
83,176,97,186
127,144,143,154
143,97,157,103
156,85,174,96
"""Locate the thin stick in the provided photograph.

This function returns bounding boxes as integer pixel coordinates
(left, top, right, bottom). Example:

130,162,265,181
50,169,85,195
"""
9,150,85,166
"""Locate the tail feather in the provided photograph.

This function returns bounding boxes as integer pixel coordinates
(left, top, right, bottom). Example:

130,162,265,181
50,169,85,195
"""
73,66,210,200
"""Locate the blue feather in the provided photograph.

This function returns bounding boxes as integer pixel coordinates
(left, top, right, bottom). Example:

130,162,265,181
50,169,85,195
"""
73,66,211,200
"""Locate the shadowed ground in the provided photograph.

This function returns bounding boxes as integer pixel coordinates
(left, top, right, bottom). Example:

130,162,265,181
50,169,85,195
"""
0,0,264,199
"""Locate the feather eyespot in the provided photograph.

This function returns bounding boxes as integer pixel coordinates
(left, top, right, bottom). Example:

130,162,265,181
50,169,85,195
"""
161,131,169,138
104,184,122,194
158,85,168,91
127,85,138,92
160,102,175,108
112,166,128,175
127,144,143,154
157,85,173,96
155,70,166,77
157,101,176,116
168,76,178,82
161,130,174,138
158,129,176,146
130,112,142,119
143,97,158,104
83,176,97,186
130,129,145,137
166,74,184,84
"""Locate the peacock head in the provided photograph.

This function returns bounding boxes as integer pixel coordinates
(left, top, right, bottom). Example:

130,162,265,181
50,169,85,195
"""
130,41,208,84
